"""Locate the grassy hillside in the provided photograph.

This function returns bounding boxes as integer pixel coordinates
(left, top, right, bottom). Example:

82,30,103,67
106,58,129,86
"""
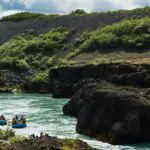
77,17,150,53
0,12,150,90
1,17,150,71
0,28,70,83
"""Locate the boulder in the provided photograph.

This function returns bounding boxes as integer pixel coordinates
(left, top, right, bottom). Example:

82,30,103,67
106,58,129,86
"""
63,82,150,145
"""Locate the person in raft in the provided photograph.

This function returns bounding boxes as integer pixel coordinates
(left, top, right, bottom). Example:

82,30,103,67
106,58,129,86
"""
12,115,26,125
0,115,6,120
19,116,26,124
15,115,19,120
12,117,18,125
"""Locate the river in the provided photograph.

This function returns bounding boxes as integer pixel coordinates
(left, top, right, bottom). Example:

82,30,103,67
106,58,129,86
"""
0,93,150,150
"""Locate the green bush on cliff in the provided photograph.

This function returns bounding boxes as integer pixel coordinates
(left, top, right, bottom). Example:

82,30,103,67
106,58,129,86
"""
0,57,29,71
27,72,48,83
78,17,150,52
0,128,15,140
23,28,69,55
0,28,70,71
62,139,92,150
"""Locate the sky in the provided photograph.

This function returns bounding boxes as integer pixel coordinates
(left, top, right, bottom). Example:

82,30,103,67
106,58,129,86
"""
0,0,150,17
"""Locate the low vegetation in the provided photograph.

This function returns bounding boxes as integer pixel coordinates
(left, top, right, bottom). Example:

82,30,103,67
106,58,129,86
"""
0,128,25,142
0,129,92,149
0,28,70,73
1,17,150,72
62,139,92,150
90,6,150,16
1,7,150,22
74,17,150,54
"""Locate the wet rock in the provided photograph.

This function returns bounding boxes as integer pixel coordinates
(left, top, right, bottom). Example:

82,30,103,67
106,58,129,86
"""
63,82,150,145
22,81,51,94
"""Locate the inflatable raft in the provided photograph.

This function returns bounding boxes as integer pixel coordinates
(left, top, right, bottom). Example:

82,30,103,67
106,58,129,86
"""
0,120,7,125
12,123,27,128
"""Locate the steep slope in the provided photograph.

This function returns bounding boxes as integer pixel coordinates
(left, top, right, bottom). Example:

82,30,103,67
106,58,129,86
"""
1,11,150,93
0,8,150,45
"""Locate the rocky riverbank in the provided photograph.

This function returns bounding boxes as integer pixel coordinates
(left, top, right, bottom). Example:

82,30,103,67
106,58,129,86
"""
0,129,93,150
5,137,92,150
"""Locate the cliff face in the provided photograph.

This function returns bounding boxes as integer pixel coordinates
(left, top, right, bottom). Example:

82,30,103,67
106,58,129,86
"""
49,63,150,98
55,63,150,145
63,82,150,145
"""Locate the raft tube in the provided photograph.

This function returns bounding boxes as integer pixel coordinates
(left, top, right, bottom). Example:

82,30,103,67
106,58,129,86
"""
12,123,27,128
0,120,7,125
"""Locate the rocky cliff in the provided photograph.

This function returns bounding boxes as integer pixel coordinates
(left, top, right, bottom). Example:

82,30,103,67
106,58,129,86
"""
63,81,150,145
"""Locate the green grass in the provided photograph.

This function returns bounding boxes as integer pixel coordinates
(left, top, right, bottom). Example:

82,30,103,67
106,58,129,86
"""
1,17,150,72
90,6,150,16
0,28,70,73
77,17,150,53
62,139,92,150
8,135,26,144
27,72,48,84
0,128,15,140
0,28,70,86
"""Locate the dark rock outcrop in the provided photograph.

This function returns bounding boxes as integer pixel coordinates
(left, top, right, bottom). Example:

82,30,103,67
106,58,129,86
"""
63,82,150,145
22,80,51,94
49,63,150,98
0,70,51,93
0,70,27,87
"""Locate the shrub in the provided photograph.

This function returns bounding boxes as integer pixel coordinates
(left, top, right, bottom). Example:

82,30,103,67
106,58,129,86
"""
0,128,15,140
70,9,87,16
78,17,150,53
47,57,54,66
75,31,92,47
0,28,70,73
13,59,30,71
8,135,26,144
23,29,70,54
28,72,48,83
0,57,30,71
0,57,13,69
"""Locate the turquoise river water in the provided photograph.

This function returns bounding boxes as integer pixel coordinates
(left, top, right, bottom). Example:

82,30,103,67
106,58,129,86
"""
0,93,150,150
